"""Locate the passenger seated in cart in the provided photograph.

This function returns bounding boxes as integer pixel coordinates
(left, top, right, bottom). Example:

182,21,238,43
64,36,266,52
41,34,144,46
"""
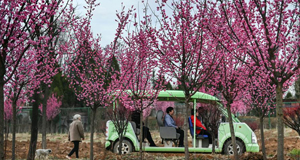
190,109,212,144
164,107,184,147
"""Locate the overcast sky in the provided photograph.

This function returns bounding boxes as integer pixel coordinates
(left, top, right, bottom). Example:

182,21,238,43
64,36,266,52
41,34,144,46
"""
73,0,158,46
72,0,298,96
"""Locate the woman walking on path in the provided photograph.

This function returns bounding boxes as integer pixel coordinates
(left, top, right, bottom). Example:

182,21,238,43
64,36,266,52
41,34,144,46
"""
66,114,84,159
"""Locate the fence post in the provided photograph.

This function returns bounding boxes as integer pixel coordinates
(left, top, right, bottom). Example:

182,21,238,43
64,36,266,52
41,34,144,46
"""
59,112,61,133
268,110,271,129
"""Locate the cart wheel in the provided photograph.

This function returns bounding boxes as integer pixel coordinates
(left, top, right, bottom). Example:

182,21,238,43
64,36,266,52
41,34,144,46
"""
113,140,132,154
224,139,245,155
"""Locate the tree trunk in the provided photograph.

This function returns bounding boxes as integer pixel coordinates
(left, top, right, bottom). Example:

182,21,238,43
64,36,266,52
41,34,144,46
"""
184,99,190,160
4,120,8,160
0,81,4,160
89,108,96,160
53,121,56,134
27,91,40,160
139,109,144,160
260,116,267,160
276,83,284,160
211,132,216,154
12,100,17,160
42,103,47,149
42,85,50,149
118,135,123,155
116,110,129,155
50,121,53,134
295,76,300,101
226,103,239,160
118,126,125,155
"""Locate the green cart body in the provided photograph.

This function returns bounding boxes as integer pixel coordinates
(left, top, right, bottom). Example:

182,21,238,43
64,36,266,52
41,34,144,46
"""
105,90,259,154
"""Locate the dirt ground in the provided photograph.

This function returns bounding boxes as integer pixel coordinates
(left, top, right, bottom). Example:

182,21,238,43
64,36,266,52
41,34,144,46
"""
4,128,300,160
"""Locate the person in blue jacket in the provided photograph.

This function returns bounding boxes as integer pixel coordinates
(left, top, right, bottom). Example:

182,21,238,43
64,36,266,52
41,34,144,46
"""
164,107,184,147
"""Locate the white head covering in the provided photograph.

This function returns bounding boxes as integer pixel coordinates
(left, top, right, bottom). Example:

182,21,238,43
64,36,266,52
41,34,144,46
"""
73,114,81,120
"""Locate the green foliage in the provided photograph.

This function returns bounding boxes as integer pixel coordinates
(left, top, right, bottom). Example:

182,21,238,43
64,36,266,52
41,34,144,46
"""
165,81,173,90
285,91,294,99
295,76,300,101
289,149,300,160
51,72,64,96
103,55,120,90
51,71,84,108
111,55,120,73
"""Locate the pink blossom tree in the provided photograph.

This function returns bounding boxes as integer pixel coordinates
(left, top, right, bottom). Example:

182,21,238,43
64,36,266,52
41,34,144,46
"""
114,28,164,158
230,99,248,115
0,0,70,158
4,97,23,132
3,55,33,159
152,78,174,116
4,99,13,122
143,0,222,158
154,101,175,114
60,1,135,159
105,98,134,155
3,97,23,159
39,93,62,133
197,103,222,153
26,1,77,156
208,1,300,158
208,49,249,159
243,71,276,160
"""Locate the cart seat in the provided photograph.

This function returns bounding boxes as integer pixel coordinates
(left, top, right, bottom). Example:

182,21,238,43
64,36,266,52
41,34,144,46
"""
156,110,180,147
129,121,140,135
188,117,209,148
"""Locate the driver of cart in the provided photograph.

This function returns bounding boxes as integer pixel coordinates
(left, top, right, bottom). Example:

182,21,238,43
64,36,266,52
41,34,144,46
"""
131,110,157,147
190,109,212,143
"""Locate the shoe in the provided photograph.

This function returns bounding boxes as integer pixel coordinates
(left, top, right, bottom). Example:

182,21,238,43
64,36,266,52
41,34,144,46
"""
66,155,71,159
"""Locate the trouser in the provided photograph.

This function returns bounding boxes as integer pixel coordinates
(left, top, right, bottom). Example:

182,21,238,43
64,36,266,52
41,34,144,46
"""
141,126,156,146
176,128,184,146
199,130,212,144
68,141,80,158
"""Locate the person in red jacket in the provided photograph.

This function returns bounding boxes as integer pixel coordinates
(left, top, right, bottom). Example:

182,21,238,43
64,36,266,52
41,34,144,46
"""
190,109,212,143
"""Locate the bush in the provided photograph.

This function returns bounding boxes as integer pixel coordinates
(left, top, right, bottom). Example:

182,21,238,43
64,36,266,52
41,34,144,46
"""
238,116,278,129
246,122,259,131
238,116,258,123
262,117,277,129
289,149,300,160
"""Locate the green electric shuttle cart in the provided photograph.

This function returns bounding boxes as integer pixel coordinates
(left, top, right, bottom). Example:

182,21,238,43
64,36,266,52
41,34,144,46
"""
105,90,259,155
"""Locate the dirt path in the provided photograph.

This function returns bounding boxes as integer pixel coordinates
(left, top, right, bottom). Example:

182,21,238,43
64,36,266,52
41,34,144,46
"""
4,128,300,159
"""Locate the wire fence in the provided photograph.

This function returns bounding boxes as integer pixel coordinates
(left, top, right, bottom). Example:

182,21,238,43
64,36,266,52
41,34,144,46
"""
5,107,108,134
4,101,300,134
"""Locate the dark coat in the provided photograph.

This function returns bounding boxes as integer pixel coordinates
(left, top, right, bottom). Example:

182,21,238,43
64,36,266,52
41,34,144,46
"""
131,111,143,128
